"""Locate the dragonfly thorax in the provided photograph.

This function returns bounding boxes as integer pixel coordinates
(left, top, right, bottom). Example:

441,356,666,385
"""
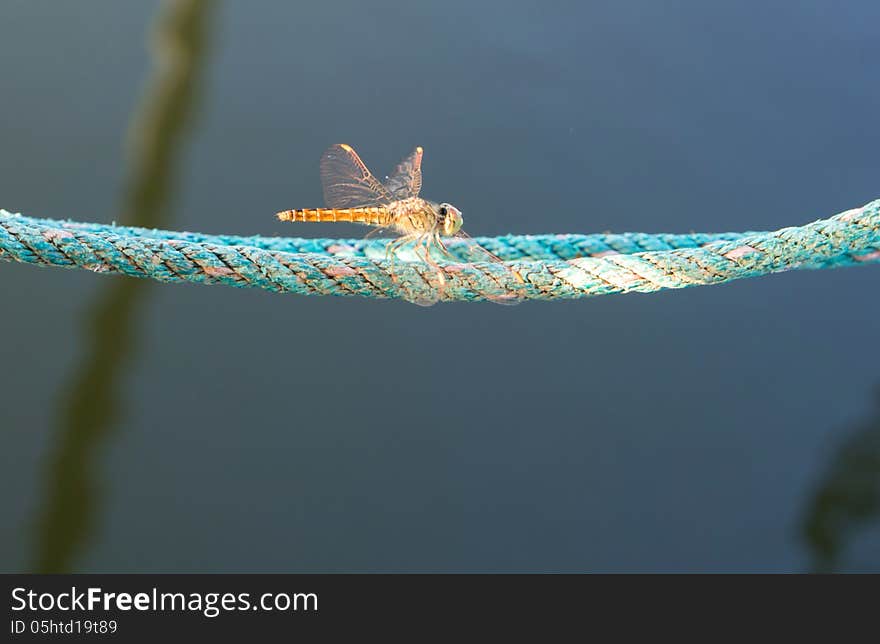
387,198,462,237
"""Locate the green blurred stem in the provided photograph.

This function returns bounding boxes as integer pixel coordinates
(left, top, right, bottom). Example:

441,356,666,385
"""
32,0,216,573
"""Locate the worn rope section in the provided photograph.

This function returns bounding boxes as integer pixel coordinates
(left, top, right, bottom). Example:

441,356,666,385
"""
1,200,878,301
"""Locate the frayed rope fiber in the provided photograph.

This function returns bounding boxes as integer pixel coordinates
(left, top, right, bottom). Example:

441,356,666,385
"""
1,200,878,302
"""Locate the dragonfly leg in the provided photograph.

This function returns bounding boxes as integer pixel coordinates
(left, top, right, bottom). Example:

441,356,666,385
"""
384,235,416,283
434,232,455,262
418,235,446,299
364,226,391,241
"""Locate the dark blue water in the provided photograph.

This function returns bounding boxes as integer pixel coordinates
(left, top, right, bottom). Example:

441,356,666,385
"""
1,0,878,572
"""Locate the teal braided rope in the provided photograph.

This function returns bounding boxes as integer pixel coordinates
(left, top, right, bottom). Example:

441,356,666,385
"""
1,200,878,301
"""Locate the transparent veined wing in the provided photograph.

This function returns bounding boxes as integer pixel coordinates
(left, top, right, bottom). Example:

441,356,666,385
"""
448,230,509,264
433,230,522,305
320,144,392,209
384,146,423,199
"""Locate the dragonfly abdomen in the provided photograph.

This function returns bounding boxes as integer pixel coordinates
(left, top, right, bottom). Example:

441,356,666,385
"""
276,207,390,226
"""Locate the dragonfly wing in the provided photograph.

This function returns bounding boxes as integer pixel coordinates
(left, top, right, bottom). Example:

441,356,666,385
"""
320,144,392,209
384,146,423,199
444,231,522,305
449,230,508,264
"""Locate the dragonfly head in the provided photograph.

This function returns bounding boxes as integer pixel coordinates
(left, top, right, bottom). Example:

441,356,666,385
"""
438,203,463,236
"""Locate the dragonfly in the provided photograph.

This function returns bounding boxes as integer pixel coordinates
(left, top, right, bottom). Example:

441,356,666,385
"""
276,144,520,305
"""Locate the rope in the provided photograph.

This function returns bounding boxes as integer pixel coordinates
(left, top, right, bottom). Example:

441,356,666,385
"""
2,200,878,301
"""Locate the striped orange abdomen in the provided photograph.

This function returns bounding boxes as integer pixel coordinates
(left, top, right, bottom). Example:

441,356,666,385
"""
276,207,390,226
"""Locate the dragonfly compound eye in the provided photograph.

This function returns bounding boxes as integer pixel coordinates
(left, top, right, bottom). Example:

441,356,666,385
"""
441,204,463,236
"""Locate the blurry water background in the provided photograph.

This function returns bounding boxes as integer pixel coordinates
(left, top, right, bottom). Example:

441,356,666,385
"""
1,0,877,572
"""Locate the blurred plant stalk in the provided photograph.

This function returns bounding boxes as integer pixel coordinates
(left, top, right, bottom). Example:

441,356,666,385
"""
802,390,880,572
31,0,216,573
